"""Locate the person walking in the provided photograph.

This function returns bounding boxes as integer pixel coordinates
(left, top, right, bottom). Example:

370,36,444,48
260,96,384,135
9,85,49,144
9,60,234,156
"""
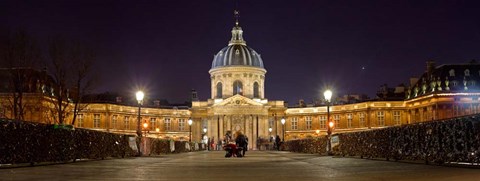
275,135,281,151
235,132,247,157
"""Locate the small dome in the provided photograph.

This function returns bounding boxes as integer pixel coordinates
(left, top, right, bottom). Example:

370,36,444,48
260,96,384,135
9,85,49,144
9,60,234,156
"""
211,25,265,70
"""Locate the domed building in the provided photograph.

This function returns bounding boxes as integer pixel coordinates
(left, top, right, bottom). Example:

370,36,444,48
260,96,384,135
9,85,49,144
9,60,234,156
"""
3,7,480,152
191,17,286,149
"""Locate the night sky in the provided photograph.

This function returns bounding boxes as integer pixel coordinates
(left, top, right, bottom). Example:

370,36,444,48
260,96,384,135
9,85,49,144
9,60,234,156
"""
1,0,479,104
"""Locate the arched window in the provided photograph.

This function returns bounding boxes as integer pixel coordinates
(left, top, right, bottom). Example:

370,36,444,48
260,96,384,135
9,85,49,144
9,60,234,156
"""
253,82,259,98
233,80,243,95
449,69,455,77
216,82,223,98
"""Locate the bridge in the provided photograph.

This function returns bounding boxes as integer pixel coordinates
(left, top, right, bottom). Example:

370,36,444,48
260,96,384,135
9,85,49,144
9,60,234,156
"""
2,151,479,181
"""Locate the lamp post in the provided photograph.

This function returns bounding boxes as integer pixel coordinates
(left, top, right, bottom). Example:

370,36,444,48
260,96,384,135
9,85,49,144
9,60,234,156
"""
156,128,160,138
281,118,286,141
188,118,193,142
142,122,148,155
135,91,144,156
324,89,333,155
143,122,148,136
315,129,320,137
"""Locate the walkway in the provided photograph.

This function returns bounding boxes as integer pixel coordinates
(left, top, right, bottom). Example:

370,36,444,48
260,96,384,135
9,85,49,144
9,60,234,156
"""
1,151,479,181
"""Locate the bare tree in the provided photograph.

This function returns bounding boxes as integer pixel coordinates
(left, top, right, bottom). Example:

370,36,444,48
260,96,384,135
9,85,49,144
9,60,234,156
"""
47,37,95,125
0,29,41,120
70,40,96,126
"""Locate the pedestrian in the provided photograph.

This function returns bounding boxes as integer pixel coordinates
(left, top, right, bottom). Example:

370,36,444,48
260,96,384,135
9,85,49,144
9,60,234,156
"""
275,135,281,151
235,132,247,157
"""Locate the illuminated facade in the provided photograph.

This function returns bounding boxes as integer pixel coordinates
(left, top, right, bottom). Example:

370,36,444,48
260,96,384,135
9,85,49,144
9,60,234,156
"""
1,17,480,151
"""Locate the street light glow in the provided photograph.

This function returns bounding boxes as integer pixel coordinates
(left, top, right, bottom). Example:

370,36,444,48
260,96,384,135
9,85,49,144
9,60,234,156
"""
188,118,193,126
203,127,207,133
329,121,334,128
281,118,285,125
143,122,148,128
324,90,332,102
136,91,144,102
268,127,272,133
315,129,320,134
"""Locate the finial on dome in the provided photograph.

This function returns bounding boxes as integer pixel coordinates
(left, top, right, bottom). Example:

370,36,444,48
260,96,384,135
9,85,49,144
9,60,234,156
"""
234,10,240,26
234,0,240,26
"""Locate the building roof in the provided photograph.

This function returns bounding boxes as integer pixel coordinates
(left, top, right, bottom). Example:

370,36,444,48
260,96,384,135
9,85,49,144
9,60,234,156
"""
407,61,480,99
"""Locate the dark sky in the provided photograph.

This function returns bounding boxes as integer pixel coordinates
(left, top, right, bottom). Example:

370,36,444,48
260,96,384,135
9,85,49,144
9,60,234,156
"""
2,0,480,104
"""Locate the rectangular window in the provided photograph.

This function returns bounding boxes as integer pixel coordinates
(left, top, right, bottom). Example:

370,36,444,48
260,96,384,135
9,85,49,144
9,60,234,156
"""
319,116,326,129
179,118,185,131
377,111,385,126
77,114,84,127
291,117,298,130
359,113,365,127
150,118,156,129
305,116,312,130
124,116,130,130
393,111,401,125
112,115,118,129
347,113,352,128
93,114,100,128
165,118,171,131
334,115,340,128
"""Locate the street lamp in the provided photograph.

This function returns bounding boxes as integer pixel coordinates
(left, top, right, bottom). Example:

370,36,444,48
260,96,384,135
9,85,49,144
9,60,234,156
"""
155,128,160,138
143,122,148,136
281,118,286,141
135,91,144,156
324,89,333,155
188,118,193,142
315,129,320,137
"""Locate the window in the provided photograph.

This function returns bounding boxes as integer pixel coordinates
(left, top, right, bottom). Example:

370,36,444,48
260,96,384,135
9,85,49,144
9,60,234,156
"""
359,113,365,127
124,116,130,130
449,69,455,76
319,116,326,129
150,118,157,129
334,115,340,128
93,114,100,128
112,115,118,129
216,82,222,98
77,114,84,127
377,111,385,126
291,117,298,130
233,80,243,95
165,118,171,131
305,116,312,130
179,118,186,131
393,111,401,125
253,82,259,98
465,69,470,76
347,113,352,128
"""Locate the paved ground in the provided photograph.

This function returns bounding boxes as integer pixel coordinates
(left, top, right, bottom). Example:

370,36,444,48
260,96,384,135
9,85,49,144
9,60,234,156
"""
1,151,479,181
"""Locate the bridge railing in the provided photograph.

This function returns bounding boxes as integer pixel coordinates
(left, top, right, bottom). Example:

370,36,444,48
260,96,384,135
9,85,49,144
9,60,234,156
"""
286,115,480,165
0,119,135,165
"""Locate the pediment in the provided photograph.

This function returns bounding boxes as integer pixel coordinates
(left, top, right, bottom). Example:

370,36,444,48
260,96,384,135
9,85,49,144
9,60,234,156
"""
214,95,264,106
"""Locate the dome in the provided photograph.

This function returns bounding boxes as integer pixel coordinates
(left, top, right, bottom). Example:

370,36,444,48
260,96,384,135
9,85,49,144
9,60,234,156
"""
211,45,264,69
211,25,265,69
